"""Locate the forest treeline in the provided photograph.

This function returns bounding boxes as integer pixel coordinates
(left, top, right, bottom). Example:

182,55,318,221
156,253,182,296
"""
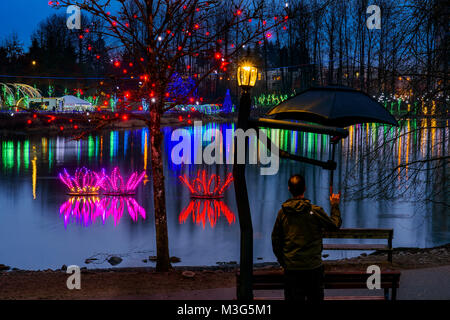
0,0,447,110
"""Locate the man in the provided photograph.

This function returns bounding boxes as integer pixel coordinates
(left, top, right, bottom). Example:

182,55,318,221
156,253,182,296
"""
272,174,341,301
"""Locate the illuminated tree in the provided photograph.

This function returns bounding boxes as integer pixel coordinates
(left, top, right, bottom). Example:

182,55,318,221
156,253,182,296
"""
54,0,288,271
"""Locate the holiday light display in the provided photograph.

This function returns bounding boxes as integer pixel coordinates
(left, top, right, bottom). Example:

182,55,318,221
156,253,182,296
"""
179,199,235,228
171,104,222,114
166,73,199,103
254,92,295,107
0,83,42,109
59,196,146,228
59,167,145,196
179,170,233,199
101,167,146,196
222,89,233,113
59,167,105,195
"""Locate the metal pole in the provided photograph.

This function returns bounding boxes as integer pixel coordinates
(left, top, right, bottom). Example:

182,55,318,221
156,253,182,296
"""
233,87,253,300
329,136,339,194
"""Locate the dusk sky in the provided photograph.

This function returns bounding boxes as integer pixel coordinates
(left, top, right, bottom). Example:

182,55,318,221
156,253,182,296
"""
0,1,62,48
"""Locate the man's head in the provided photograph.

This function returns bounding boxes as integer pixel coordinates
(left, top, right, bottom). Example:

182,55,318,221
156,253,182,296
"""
288,174,306,197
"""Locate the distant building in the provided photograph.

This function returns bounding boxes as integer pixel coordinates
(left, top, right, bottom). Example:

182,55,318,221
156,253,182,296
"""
28,95,93,112
28,97,63,111
61,95,93,111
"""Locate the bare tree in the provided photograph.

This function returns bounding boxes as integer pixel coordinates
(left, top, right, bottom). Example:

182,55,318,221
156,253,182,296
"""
54,0,288,271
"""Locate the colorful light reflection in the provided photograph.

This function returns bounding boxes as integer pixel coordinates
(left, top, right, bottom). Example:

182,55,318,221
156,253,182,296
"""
179,199,235,228
59,196,146,228
179,170,233,199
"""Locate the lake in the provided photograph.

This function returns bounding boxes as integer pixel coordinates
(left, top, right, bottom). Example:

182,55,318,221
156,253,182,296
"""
0,119,448,270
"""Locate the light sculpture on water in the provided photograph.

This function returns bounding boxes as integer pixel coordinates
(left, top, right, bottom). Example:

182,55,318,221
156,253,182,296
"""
59,167,105,196
59,167,145,196
101,167,146,196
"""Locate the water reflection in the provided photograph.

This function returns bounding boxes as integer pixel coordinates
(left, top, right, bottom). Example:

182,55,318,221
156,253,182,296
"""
0,118,447,269
179,199,236,228
179,170,234,198
59,196,146,228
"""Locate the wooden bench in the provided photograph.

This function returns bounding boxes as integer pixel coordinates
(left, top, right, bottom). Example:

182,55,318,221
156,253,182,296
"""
237,270,401,300
323,228,393,263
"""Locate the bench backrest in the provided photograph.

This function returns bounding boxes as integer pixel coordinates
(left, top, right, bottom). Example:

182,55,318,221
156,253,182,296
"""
323,228,393,239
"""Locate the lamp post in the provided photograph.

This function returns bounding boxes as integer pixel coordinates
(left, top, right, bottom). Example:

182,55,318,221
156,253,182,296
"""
234,64,257,300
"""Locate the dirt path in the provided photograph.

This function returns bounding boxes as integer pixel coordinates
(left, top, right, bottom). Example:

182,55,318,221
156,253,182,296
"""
1,244,449,300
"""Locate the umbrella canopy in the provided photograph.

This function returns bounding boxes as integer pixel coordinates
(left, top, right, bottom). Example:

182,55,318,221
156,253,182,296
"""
266,86,398,127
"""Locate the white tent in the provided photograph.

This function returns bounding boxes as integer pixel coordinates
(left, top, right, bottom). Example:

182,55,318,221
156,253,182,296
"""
62,95,93,111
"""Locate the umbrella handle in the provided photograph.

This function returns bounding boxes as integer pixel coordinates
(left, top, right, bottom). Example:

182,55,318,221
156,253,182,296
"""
329,185,341,197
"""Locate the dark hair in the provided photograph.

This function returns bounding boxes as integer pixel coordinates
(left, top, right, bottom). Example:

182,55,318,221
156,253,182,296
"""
288,174,305,197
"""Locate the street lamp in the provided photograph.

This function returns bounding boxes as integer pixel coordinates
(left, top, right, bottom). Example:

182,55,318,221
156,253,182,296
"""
236,64,257,126
237,65,258,91
234,63,257,300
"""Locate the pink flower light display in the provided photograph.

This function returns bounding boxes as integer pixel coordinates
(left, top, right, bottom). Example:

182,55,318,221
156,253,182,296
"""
59,196,105,227
179,170,234,199
59,168,105,195
100,196,146,226
101,167,146,196
59,196,146,228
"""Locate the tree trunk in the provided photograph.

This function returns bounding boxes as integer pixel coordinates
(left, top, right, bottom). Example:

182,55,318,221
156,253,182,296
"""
149,103,171,272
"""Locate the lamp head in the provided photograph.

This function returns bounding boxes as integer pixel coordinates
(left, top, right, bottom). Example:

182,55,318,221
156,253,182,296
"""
237,64,257,90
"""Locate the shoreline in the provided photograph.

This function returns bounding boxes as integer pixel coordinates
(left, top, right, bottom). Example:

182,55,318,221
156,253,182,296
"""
1,244,449,300
1,242,449,273
0,113,236,137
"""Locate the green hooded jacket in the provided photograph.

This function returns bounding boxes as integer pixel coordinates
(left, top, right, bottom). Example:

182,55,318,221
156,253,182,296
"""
271,198,341,270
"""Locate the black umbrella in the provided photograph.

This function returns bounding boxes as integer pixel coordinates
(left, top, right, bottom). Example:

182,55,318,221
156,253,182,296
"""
265,86,398,194
267,86,399,127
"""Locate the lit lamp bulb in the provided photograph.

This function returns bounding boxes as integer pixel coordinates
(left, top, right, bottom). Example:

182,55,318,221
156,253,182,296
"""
237,65,257,90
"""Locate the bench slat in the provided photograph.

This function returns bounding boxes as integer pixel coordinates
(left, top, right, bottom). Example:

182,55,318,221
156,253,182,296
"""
323,244,391,250
324,228,393,239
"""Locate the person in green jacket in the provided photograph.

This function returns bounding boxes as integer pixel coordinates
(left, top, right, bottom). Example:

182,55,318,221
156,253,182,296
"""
272,174,341,301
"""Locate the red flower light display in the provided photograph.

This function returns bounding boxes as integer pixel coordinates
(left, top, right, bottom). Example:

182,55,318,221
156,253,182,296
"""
179,200,235,229
179,170,233,199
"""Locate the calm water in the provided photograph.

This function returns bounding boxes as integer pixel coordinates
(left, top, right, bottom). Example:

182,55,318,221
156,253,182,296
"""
0,120,448,270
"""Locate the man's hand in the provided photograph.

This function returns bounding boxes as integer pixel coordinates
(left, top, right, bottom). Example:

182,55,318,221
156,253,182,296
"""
329,192,341,206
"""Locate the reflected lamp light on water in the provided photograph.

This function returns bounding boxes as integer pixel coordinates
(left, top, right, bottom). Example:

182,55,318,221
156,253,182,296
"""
237,65,257,89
